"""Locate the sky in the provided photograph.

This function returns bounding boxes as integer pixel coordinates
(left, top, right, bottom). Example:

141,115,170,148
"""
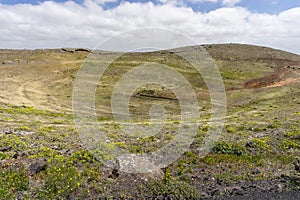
0,0,300,54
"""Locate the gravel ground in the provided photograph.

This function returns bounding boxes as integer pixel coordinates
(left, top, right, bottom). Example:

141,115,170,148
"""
219,190,300,200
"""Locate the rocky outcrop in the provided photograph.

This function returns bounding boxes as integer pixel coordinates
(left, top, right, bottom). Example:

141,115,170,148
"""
29,157,47,175
61,48,91,53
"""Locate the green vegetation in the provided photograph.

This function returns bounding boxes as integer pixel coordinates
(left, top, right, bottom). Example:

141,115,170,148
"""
225,125,237,133
0,45,299,199
39,163,82,199
0,104,67,118
284,126,300,138
280,139,299,150
0,166,29,199
15,125,31,131
212,142,246,156
0,134,29,151
249,138,271,150
143,179,201,199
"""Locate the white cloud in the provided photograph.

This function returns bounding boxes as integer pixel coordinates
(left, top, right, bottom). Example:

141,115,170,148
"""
160,0,239,6
89,0,118,5
0,0,299,54
187,0,218,3
158,0,219,6
222,0,241,6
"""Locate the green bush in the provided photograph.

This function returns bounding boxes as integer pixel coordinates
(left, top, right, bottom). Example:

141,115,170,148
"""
250,138,270,150
225,125,237,133
0,152,9,160
39,163,82,199
140,89,155,95
0,134,29,151
212,142,246,156
143,179,201,199
29,146,59,160
68,150,95,164
0,166,29,199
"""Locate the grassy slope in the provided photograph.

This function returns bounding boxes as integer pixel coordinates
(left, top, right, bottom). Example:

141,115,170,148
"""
0,44,299,199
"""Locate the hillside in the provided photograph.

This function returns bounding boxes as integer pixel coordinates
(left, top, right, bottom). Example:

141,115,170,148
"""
0,44,300,199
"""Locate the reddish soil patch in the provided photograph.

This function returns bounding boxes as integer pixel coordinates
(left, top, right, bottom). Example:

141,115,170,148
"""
227,66,299,91
243,67,287,89
265,77,300,88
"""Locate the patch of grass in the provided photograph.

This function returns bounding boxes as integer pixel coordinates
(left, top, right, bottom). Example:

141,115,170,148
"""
82,163,103,183
92,149,115,163
0,166,29,199
69,150,95,165
225,125,237,133
280,139,299,150
36,126,54,136
284,126,300,138
139,89,155,96
271,155,295,165
251,126,266,132
15,125,31,131
176,157,195,176
0,104,69,118
163,167,173,184
249,138,270,150
113,141,127,149
29,146,59,160
212,142,246,156
39,163,82,199
267,122,280,129
0,134,29,151
0,152,9,160
184,151,198,165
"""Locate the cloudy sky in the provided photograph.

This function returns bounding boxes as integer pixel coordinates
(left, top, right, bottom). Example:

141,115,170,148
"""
0,0,300,54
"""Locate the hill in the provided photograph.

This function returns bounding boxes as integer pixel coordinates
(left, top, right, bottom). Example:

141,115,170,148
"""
0,44,299,199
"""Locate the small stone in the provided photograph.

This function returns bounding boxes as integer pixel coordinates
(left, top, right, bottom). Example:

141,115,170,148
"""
210,188,220,196
13,152,19,159
155,196,164,200
51,145,61,150
289,174,300,183
13,152,27,159
251,184,263,190
108,168,119,179
276,184,283,191
251,168,262,175
29,157,47,174
0,146,12,152
293,157,300,172
232,186,245,196
5,130,13,134
168,194,175,200
200,192,208,198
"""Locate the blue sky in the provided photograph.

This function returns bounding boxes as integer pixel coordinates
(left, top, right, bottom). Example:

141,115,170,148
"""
1,0,300,14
